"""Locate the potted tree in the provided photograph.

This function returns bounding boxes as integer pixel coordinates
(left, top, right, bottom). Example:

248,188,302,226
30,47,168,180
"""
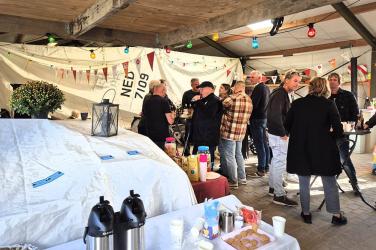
10,80,65,119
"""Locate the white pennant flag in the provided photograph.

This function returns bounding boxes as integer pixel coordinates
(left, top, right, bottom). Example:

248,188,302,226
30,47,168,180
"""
112,65,118,80
271,76,277,84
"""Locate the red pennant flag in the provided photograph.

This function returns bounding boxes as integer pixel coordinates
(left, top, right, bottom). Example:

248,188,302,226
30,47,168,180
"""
102,67,108,82
122,62,129,77
147,52,155,71
226,69,231,77
86,70,91,83
71,67,77,82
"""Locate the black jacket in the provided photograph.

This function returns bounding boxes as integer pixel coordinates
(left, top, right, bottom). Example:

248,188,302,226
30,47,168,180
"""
366,113,376,128
267,87,291,136
182,89,200,108
329,88,359,122
191,93,223,146
285,95,343,176
250,83,270,120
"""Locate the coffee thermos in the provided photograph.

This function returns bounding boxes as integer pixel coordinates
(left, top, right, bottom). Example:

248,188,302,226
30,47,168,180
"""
114,190,147,250
83,196,115,250
84,191,146,250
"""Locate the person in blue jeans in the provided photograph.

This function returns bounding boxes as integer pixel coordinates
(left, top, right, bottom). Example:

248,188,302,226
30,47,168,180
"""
248,71,270,176
328,73,359,194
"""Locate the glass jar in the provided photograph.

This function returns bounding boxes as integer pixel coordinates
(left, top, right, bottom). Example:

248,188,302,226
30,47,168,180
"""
197,145,211,172
165,137,177,158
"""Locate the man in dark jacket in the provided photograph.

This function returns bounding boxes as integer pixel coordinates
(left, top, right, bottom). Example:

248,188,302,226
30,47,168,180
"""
249,71,270,176
266,69,300,206
364,112,376,129
328,73,359,193
182,78,200,155
191,81,223,167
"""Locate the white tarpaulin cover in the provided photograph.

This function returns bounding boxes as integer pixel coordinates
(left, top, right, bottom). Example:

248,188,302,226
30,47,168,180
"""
0,44,242,120
0,119,196,248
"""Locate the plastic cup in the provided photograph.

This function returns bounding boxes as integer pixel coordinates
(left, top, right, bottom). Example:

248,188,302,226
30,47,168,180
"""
272,216,286,238
170,219,184,249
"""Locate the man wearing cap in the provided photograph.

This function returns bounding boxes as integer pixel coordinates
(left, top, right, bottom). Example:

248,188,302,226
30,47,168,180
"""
191,81,223,167
219,81,252,188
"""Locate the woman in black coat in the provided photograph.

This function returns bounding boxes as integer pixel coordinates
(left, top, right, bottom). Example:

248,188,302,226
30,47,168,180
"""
285,77,347,225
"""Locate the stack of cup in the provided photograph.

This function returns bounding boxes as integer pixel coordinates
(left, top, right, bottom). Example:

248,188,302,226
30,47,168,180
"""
272,216,286,238
170,219,184,249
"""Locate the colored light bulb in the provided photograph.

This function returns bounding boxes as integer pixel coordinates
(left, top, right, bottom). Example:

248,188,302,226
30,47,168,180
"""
90,50,96,59
252,37,259,49
212,32,219,41
186,40,193,49
307,23,316,38
124,47,129,54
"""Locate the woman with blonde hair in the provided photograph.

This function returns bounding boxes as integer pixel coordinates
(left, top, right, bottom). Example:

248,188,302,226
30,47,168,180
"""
285,77,347,225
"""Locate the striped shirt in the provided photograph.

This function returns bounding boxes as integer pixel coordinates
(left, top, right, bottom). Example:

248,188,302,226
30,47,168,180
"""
220,92,252,141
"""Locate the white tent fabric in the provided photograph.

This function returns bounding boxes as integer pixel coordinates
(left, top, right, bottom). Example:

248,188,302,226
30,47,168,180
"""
0,119,196,248
0,44,242,120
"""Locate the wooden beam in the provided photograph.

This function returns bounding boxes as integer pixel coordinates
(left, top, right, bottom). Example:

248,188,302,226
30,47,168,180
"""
157,0,343,46
199,36,240,57
67,0,135,37
217,1,376,44
0,14,156,47
247,39,368,57
332,2,376,48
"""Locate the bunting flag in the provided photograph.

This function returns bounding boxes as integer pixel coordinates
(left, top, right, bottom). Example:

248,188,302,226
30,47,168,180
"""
122,62,129,77
328,58,336,69
71,67,77,82
54,68,59,79
94,69,98,83
136,58,141,73
86,70,91,83
60,69,64,79
112,65,118,80
147,52,155,71
226,69,231,77
66,69,70,78
102,67,108,82
78,70,83,83
271,76,277,83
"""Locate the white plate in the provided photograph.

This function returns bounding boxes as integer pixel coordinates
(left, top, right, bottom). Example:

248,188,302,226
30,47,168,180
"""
220,226,275,250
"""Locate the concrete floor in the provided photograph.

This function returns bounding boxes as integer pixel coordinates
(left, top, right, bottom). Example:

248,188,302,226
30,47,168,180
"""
230,153,376,250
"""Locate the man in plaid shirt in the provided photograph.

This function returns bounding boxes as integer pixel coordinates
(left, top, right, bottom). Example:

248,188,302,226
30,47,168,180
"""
219,81,253,188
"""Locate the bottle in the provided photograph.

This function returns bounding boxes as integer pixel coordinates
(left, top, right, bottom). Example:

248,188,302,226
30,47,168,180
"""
199,154,207,182
197,146,211,172
364,97,371,109
164,137,177,158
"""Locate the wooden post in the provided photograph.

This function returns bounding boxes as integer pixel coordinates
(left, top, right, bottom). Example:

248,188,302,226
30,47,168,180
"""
351,57,358,100
371,48,376,98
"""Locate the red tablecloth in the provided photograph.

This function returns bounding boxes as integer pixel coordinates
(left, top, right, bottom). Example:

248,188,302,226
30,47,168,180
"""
191,175,230,203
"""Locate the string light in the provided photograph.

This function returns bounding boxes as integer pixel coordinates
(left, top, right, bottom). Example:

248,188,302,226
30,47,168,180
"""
165,46,171,53
186,40,193,49
307,23,316,38
212,32,219,41
124,46,129,54
47,33,57,47
251,37,259,49
89,50,96,59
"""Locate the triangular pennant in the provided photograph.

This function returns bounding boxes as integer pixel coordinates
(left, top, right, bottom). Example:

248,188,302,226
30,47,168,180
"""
226,69,231,77
71,67,77,82
102,67,108,82
94,69,98,83
328,58,336,69
54,68,59,79
112,65,118,80
122,62,129,77
66,69,69,78
136,58,141,73
78,70,83,83
271,76,277,83
86,70,91,83
147,52,155,71
60,69,64,79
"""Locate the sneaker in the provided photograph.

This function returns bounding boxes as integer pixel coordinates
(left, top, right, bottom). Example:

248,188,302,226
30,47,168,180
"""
273,195,298,206
239,179,249,185
248,171,265,178
331,212,347,225
268,187,274,197
268,187,288,197
286,174,299,183
229,182,238,189
300,212,312,224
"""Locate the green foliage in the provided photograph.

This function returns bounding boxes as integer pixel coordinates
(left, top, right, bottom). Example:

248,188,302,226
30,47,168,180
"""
10,80,65,116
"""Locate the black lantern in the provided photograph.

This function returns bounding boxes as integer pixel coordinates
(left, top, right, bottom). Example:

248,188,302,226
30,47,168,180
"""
91,89,119,137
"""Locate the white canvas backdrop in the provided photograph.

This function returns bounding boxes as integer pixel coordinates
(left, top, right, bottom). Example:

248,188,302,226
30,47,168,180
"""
0,44,242,121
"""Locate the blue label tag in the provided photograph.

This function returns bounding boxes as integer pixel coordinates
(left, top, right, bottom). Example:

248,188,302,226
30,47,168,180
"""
127,150,139,155
100,155,114,160
32,171,64,188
